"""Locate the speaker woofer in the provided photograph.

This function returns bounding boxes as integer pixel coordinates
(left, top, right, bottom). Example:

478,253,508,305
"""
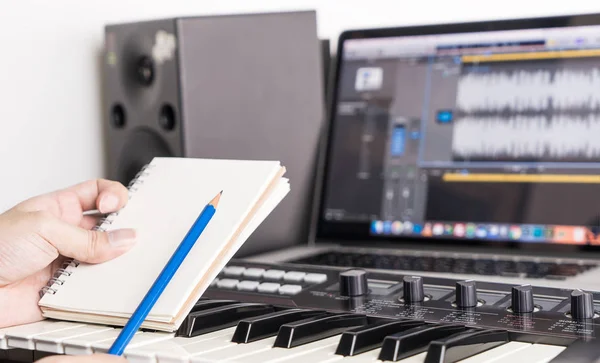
116,127,174,185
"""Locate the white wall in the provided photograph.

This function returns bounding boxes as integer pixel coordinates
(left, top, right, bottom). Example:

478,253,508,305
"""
1,0,600,212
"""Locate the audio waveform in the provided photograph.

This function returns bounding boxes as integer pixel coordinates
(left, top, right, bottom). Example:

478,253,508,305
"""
451,115,600,162
456,68,600,112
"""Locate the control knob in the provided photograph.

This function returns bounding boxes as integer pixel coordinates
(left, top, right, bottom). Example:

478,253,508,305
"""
571,289,595,320
455,280,478,308
339,269,369,297
403,276,425,303
511,284,534,313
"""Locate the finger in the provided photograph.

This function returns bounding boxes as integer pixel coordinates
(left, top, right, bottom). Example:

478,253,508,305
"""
63,179,129,214
79,215,100,230
13,179,129,223
36,353,127,362
36,212,137,264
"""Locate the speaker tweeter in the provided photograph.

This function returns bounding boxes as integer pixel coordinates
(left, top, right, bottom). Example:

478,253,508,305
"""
135,56,154,86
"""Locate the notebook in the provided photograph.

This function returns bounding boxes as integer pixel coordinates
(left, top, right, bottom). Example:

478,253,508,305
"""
38,157,289,332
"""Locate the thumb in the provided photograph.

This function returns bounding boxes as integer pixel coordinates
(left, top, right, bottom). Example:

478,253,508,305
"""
35,212,137,264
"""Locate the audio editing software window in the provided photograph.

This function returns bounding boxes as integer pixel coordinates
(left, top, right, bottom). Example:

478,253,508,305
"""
324,25,600,245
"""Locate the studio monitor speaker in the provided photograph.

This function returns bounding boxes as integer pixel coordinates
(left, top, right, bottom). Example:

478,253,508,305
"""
102,11,328,256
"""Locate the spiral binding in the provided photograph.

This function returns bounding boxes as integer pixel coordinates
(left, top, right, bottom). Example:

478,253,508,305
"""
38,162,155,298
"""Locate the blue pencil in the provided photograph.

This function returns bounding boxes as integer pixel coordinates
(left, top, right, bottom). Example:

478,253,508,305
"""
108,190,223,356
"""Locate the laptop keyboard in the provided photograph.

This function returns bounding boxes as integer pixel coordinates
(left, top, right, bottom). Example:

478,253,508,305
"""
290,251,598,280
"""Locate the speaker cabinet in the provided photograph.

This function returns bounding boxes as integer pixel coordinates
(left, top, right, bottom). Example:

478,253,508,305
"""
102,11,327,256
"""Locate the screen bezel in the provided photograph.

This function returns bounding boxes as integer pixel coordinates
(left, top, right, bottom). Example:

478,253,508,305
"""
313,12,600,254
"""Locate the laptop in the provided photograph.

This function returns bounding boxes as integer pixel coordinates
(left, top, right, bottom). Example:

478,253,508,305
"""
247,12,600,291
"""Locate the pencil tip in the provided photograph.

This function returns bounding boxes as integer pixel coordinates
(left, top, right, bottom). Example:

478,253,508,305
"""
210,190,222,207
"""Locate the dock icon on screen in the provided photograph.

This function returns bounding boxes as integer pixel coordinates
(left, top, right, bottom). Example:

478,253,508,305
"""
355,67,383,91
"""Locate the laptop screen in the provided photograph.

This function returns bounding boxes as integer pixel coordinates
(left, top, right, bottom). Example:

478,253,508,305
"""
318,15,600,247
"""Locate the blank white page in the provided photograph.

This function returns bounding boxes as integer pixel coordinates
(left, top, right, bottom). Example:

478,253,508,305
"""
39,157,283,321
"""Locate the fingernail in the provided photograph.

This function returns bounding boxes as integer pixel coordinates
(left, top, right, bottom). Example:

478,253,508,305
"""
108,228,137,247
99,194,119,213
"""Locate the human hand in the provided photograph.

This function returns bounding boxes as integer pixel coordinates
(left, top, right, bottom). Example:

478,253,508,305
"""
36,353,127,362
0,179,137,328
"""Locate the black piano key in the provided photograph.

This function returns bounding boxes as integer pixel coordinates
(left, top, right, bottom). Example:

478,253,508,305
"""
424,329,508,363
231,308,327,343
548,339,600,362
378,324,467,361
177,303,276,337
335,319,426,356
273,313,369,348
191,299,240,313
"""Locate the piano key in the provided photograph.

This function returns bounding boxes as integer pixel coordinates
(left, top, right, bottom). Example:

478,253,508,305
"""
190,336,279,362
4,320,86,350
335,319,426,356
224,335,343,363
378,324,467,361
277,322,435,363
547,339,600,362
274,313,369,348
124,327,237,363
33,324,115,353
457,341,531,363
423,329,508,363
92,331,175,353
155,330,263,363
232,309,326,343
62,328,129,355
190,299,240,313
282,341,344,363
177,303,276,337
489,343,566,363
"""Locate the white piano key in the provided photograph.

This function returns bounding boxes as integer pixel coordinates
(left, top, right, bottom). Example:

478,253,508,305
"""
92,331,175,353
156,330,246,363
326,349,425,363
276,342,342,363
62,328,126,355
331,348,381,363
221,335,342,363
396,352,427,363
34,324,115,353
124,327,237,363
477,343,566,363
4,320,85,350
457,341,531,362
192,336,278,361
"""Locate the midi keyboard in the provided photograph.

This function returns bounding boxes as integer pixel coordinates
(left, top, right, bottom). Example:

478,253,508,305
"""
2,259,600,362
